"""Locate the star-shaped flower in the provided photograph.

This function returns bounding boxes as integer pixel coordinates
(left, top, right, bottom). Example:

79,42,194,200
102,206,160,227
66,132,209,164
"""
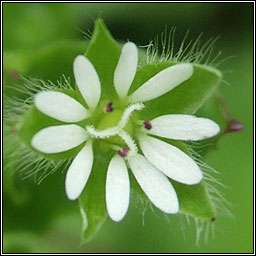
31,42,220,222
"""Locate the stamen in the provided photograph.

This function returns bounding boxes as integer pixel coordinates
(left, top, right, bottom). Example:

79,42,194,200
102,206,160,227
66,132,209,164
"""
144,120,152,130
106,102,113,112
86,125,119,139
119,103,145,129
118,148,128,158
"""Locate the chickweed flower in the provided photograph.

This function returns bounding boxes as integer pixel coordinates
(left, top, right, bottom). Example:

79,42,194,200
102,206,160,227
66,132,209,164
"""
31,41,220,222
6,20,230,241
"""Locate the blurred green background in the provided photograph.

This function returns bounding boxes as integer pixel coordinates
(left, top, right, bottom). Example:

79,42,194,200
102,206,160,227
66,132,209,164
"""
3,3,253,253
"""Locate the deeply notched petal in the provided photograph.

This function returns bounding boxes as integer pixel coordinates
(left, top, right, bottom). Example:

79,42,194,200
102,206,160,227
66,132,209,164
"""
114,42,138,98
31,124,87,154
148,114,220,141
139,135,203,185
65,141,93,200
35,91,90,122
73,55,101,110
106,155,130,222
128,154,179,214
129,63,193,103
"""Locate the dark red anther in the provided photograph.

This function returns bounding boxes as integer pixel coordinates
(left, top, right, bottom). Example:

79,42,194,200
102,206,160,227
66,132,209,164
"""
211,217,216,222
144,120,152,130
106,102,113,112
225,119,244,133
118,148,128,158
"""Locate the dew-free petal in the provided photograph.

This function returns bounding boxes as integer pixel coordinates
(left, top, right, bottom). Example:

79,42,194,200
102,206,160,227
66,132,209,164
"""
31,124,87,153
114,42,138,99
129,63,193,103
35,91,89,122
128,154,179,214
73,55,101,110
139,135,203,185
148,114,220,141
106,155,130,222
65,141,93,200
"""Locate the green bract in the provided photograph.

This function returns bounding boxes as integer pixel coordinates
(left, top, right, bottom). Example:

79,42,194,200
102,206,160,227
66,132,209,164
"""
17,19,222,242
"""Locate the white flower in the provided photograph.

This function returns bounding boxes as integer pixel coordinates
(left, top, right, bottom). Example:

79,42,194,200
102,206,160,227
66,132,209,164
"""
31,42,220,222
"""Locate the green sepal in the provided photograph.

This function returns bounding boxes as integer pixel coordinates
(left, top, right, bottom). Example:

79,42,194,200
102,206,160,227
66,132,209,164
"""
173,181,215,219
85,19,121,100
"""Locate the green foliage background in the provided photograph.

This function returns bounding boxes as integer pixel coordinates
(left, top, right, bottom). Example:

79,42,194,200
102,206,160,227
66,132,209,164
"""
3,3,253,253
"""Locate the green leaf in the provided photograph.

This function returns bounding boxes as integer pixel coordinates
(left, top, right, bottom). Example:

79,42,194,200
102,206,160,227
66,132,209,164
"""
79,146,114,242
130,62,222,120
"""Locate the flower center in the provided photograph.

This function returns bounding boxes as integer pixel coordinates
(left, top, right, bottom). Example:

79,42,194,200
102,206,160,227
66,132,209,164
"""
97,109,133,144
86,102,144,156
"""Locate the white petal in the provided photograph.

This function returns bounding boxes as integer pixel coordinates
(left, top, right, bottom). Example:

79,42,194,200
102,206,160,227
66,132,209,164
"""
35,91,89,122
129,63,193,103
139,135,203,185
31,124,87,153
65,141,93,200
128,154,179,214
106,155,130,222
73,55,101,110
114,42,138,98
148,114,220,141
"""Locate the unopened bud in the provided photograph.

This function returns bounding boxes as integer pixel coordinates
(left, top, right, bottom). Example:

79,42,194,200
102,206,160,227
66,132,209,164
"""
225,119,244,133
